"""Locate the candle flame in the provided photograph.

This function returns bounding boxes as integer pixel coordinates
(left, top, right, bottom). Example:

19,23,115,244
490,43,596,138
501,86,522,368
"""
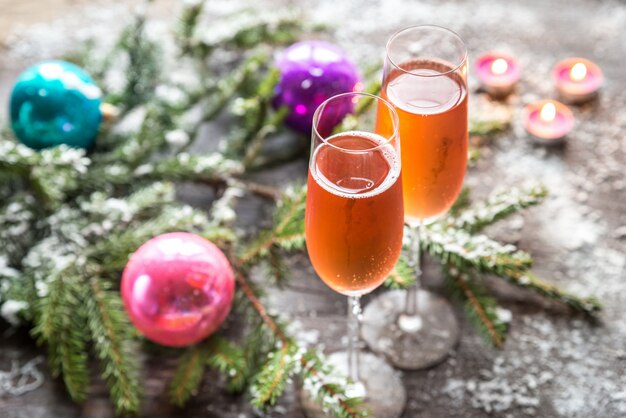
570,62,587,81
540,102,557,122
491,58,508,75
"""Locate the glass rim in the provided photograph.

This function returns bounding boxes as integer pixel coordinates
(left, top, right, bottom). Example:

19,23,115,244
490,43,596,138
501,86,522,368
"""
312,91,400,153
385,24,468,78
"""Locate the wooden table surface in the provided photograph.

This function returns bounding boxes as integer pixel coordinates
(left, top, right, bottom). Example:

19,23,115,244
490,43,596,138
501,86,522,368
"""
1,0,625,417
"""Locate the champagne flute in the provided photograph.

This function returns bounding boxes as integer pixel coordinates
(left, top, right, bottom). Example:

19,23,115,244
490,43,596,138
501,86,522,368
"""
303,92,406,417
362,25,468,369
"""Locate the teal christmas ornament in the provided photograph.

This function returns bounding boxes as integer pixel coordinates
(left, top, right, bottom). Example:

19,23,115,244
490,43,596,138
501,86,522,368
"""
9,60,102,150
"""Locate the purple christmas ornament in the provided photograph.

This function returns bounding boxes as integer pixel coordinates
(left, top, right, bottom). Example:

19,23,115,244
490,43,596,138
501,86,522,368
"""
273,40,361,134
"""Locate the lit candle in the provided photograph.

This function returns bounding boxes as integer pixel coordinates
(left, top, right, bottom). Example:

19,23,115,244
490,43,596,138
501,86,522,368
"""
522,100,574,144
553,57,603,104
475,51,521,99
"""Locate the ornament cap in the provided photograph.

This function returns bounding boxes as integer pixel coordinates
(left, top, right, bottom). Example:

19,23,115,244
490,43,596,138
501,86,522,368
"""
99,103,120,122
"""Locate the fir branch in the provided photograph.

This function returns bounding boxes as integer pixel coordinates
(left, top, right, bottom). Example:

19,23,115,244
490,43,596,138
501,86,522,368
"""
230,266,296,409
176,0,205,45
266,247,288,285
0,140,37,175
300,349,370,418
333,79,383,133
187,14,309,58
250,341,298,409
239,184,306,266
424,225,533,277
448,187,472,218
109,14,161,109
85,278,140,415
225,178,282,200
0,193,39,265
79,182,175,229
429,226,600,315
233,270,288,344
85,106,176,190
242,106,290,169
500,271,602,314
0,142,90,207
31,273,90,401
225,17,305,49
133,152,244,183
451,184,547,233
241,316,275,385
383,255,416,289
227,67,282,160
246,137,308,171
169,343,210,407
447,270,506,347
232,267,368,415
205,52,269,119
90,205,215,275
469,118,509,137
206,336,248,393
468,145,481,166
272,185,307,240
169,336,248,407
182,53,271,152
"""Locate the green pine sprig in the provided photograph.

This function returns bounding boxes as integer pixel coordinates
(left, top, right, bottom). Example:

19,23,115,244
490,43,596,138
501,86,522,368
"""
239,184,307,270
250,340,300,409
109,14,161,110
169,344,208,407
384,256,416,289
31,272,90,402
206,336,249,393
469,118,509,137
446,269,507,347
497,270,602,314
85,278,141,415
300,349,370,418
450,184,547,233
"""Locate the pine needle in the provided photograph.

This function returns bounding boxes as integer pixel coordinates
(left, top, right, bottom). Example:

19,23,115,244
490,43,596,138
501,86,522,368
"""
239,184,306,266
451,184,547,233
449,187,472,217
384,255,416,289
502,271,602,314
250,342,298,409
85,278,140,415
169,344,209,407
32,273,90,402
206,337,248,393
469,118,509,137
300,350,370,418
447,270,507,348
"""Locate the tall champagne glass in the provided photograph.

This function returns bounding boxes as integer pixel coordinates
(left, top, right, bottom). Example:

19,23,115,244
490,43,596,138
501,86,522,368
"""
362,25,468,369
304,92,406,417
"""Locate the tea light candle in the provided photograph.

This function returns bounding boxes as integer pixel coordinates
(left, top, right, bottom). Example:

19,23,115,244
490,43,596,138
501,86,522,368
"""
553,57,603,104
475,52,521,99
522,100,574,144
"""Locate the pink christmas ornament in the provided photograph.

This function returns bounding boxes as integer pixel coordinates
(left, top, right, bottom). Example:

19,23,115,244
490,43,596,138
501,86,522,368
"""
121,232,235,347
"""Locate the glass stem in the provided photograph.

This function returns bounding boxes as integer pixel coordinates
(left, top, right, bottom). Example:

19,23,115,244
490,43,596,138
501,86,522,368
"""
405,222,423,316
347,295,362,382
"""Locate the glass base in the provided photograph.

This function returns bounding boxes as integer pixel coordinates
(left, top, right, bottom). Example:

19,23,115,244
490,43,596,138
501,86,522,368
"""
300,351,406,418
362,289,460,370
